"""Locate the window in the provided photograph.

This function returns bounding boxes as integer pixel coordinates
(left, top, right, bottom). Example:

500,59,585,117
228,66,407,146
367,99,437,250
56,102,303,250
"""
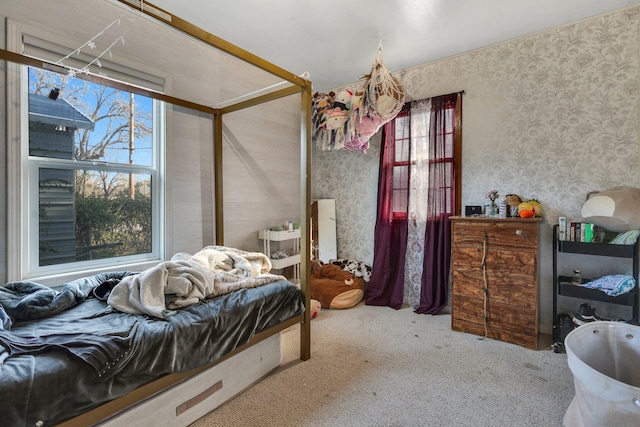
391,111,410,220
386,95,460,221
22,65,164,277
429,101,456,216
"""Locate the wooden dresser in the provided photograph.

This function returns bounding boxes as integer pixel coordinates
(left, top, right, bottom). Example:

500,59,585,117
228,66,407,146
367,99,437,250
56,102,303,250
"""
450,217,542,349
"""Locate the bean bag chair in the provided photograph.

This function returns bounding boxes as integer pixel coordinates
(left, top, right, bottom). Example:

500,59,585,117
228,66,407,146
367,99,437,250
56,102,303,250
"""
311,263,364,309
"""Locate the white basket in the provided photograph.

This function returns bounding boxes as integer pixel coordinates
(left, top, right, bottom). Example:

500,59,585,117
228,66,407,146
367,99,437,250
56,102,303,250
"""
564,321,640,426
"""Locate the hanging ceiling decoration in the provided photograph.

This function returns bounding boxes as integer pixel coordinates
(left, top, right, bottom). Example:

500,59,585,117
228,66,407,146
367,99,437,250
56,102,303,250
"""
312,44,405,154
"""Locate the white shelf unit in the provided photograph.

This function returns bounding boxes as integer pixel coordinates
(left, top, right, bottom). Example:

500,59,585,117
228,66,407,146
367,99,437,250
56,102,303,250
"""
258,228,301,282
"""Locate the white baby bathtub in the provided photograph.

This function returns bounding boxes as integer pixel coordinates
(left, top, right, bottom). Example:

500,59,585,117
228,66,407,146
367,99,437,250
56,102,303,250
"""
563,321,640,426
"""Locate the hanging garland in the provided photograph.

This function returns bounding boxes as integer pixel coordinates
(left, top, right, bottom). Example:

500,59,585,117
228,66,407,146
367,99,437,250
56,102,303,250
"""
312,46,405,154
54,3,143,77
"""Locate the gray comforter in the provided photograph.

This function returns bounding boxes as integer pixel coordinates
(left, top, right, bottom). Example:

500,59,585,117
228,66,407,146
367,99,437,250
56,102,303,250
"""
0,271,133,325
0,275,303,427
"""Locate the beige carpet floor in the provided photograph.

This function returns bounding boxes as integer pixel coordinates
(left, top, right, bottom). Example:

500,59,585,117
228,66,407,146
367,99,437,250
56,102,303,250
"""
191,302,575,427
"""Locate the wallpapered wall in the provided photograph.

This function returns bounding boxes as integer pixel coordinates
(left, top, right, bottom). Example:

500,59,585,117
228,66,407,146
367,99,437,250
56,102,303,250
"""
313,6,640,330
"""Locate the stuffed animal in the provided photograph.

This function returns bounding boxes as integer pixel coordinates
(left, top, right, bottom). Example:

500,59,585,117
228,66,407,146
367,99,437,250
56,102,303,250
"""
312,92,334,130
325,108,349,130
311,263,365,309
333,90,353,112
581,186,640,232
329,259,372,282
312,92,335,151
350,91,363,112
505,194,522,207
309,299,321,319
374,94,397,118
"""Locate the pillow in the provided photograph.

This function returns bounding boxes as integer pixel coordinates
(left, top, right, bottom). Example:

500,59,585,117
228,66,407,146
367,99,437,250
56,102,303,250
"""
581,186,640,232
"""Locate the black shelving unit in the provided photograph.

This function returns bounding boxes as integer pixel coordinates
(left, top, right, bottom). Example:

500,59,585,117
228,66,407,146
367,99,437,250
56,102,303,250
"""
552,224,639,352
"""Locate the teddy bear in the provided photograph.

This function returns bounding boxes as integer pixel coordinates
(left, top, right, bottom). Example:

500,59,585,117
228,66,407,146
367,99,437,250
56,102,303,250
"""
581,186,640,232
310,263,365,309
504,194,523,217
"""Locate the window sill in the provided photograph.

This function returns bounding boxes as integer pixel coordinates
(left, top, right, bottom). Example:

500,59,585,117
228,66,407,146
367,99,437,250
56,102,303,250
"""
30,260,161,288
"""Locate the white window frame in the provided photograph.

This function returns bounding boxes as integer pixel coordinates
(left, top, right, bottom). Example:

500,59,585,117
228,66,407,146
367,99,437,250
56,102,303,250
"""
7,23,166,284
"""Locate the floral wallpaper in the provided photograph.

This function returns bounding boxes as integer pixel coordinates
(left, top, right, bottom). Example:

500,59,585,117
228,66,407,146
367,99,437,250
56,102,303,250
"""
313,132,380,265
313,7,640,328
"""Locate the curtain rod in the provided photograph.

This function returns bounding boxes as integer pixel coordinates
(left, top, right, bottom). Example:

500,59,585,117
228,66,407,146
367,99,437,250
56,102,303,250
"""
406,90,465,104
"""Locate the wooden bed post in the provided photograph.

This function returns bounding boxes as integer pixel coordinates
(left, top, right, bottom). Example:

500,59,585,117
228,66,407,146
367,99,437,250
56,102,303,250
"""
213,112,224,245
300,82,313,361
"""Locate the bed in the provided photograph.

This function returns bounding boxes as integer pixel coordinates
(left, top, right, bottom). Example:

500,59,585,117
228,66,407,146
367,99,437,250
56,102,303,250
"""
0,0,312,425
0,248,304,426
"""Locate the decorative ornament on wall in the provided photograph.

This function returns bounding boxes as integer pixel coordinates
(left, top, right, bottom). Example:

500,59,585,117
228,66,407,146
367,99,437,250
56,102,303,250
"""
312,44,405,154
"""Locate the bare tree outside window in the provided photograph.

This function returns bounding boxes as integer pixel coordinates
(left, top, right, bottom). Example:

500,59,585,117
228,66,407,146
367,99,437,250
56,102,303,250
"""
29,67,155,265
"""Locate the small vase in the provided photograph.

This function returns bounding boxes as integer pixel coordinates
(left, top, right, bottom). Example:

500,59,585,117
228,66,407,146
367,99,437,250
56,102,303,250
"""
489,202,497,217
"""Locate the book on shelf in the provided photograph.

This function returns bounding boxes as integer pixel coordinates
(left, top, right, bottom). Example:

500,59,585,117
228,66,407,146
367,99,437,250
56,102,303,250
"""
558,217,567,241
569,221,577,242
560,218,595,242
583,222,594,243
576,222,582,242
569,222,576,242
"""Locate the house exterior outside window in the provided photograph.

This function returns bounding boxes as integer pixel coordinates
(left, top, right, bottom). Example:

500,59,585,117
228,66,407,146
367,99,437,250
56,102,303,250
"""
19,66,164,279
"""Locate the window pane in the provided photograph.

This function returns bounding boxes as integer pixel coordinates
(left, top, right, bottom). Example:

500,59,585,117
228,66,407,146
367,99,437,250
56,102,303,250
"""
39,168,152,266
394,139,409,163
395,115,410,138
39,169,76,265
392,164,409,213
28,67,153,166
393,189,408,214
393,165,409,189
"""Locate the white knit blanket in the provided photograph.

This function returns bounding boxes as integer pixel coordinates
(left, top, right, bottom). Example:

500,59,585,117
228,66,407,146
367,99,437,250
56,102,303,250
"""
107,246,285,319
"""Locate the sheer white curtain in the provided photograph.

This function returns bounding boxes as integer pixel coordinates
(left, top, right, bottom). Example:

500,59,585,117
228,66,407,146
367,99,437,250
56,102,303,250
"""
367,93,459,313
404,99,431,309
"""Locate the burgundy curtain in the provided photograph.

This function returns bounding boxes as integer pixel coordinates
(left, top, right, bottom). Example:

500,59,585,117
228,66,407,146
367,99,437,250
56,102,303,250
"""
365,116,408,309
415,94,458,313
366,94,459,314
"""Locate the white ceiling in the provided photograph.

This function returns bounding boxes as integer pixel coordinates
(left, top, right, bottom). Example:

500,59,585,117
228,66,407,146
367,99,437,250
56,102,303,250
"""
150,0,640,93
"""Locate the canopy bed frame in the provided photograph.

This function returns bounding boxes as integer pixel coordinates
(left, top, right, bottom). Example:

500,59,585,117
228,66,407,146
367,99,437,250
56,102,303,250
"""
0,0,311,425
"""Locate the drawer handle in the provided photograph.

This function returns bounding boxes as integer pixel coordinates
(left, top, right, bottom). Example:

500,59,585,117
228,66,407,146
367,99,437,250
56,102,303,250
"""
516,229,523,235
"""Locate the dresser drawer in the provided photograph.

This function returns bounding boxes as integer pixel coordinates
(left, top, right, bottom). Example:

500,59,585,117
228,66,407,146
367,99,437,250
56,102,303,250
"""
451,247,537,308
452,295,537,335
452,220,538,251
